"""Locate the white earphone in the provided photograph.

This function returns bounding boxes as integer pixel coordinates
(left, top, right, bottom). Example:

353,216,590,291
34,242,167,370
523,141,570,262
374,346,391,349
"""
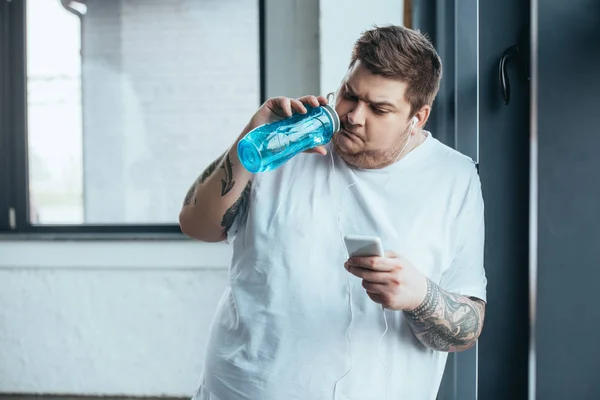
411,116,418,128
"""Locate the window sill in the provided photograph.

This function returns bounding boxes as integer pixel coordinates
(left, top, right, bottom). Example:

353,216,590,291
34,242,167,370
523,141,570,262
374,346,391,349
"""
0,231,189,241
0,238,232,270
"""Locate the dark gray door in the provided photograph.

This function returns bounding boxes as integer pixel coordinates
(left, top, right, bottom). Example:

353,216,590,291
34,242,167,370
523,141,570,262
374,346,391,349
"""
535,0,600,398
413,3,479,398
477,0,531,399
414,0,531,398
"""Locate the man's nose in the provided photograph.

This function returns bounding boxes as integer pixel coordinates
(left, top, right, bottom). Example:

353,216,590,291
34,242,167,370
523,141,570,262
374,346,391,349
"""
346,103,366,127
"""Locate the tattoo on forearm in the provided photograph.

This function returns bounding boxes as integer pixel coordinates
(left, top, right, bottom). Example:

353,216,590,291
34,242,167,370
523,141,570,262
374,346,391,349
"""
182,155,224,206
220,154,236,196
201,156,223,184
183,180,198,206
221,182,251,234
404,279,486,352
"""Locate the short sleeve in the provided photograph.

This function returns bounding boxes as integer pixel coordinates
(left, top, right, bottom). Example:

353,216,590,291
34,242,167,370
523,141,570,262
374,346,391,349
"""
439,164,487,302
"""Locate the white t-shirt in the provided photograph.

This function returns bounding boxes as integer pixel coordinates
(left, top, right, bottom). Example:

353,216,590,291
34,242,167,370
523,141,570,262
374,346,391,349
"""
193,132,487,400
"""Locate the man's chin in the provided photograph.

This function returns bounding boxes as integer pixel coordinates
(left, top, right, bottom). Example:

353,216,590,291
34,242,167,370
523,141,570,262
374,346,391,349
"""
333,133,362,155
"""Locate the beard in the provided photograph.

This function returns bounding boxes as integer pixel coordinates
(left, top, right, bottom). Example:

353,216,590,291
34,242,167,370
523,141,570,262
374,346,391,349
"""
332,124,414,169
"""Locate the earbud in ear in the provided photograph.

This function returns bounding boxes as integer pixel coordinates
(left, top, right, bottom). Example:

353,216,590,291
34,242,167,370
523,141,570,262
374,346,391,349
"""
411,116,418,128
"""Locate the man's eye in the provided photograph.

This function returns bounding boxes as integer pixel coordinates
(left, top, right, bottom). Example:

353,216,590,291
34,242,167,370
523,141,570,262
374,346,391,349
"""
344,92,357,100
373,108,388,115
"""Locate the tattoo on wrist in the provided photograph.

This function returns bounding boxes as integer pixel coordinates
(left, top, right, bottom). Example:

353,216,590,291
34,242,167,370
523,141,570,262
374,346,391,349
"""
403,279,485,352
406,278,439,320
220,154,236,196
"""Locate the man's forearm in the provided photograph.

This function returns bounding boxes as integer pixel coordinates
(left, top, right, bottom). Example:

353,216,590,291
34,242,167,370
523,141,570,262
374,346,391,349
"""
403,279,486,352
179,142,253,241
182,153,224,207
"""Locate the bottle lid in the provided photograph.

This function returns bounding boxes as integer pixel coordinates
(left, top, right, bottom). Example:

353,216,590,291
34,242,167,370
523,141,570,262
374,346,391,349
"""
238,139,262,173
322,93,340,133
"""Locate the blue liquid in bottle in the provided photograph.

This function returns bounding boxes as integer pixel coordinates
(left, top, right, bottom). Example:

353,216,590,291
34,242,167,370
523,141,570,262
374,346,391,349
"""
238,104,340,173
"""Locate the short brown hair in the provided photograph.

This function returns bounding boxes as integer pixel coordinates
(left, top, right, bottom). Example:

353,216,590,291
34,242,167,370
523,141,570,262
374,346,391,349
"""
350,25,443,117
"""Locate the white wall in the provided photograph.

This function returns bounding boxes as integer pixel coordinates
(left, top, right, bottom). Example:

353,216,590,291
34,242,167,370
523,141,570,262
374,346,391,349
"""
319,0,404,95
0,242,232,397
0,0,403,396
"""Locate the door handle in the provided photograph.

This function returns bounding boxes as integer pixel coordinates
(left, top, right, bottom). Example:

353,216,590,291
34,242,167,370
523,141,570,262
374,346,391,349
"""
499,45,521,105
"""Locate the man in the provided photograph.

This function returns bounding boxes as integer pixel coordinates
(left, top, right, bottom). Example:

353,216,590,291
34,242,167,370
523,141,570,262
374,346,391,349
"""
180,25,487,400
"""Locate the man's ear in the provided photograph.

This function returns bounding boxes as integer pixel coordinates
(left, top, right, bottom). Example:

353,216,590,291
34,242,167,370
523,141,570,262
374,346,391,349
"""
413,105,431,129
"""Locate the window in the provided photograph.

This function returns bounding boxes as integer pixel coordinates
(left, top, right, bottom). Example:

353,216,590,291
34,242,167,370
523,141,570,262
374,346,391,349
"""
0,0,264,235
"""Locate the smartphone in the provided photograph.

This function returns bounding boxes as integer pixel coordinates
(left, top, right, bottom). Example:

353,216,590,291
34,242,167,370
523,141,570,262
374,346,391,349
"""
343,235,385,257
